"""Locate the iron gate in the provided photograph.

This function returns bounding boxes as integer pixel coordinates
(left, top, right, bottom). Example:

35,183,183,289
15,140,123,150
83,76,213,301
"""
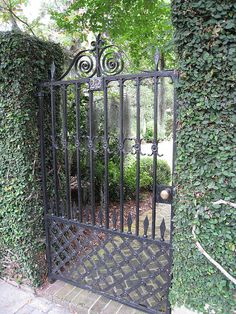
38,35,178,314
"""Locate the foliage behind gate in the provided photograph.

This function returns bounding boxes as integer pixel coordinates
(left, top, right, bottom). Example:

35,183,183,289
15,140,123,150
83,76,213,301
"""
0,31,64,285
171,1,236,313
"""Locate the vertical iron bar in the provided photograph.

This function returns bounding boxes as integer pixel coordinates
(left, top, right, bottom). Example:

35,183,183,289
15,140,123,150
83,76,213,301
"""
95,34,101,77
166,73,178,314
170,75,178,243
104,80,109,229
89,90,95,225
50,84,60,216
135,77,141,236
62,85,71,219
152,76,158,239
119,79,124,232
75,83,82,222
38,90,48,214
38,88,53,275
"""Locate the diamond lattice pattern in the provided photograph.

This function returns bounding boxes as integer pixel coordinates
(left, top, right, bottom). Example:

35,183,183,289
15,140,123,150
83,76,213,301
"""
49,218,172,313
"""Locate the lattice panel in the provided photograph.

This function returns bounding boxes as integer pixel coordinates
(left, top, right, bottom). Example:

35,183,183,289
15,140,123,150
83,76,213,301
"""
48,217,172,313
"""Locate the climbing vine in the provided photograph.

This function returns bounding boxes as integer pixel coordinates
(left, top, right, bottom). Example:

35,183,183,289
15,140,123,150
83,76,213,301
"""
0,31,64,286
170,1,236,313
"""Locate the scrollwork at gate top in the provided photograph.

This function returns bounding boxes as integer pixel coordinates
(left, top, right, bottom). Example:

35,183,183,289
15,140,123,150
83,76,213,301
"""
52,34,127,81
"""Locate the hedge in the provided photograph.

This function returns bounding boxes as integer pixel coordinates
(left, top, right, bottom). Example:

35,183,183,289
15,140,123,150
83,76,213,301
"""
0,31,64,286
170,1,236,313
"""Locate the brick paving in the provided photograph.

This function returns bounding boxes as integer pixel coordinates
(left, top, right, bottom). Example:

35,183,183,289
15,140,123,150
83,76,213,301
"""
40,280,199,313
0,279,198,314
39,280,145,313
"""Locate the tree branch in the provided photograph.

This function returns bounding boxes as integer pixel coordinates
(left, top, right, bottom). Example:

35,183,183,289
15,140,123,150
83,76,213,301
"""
1,0,36,36
213,199,236,209
192,201,236,285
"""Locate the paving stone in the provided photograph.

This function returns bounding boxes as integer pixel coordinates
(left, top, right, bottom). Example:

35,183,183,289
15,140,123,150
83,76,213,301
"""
73,290,97,309
88,295,110,313
0,281,33,314
54,284,75,300
29,297,53,312
16,304,37,314
71,310,88,314
47,306,71,314
42,281,147,314
114,304,124,313
120,306,144,314
63,286,83,303
100,300,123,314
31,309,45,314
0,280,75,314
44,281,66,299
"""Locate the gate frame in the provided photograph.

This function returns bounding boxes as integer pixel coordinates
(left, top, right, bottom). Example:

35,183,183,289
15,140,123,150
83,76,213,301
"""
38,34,178,314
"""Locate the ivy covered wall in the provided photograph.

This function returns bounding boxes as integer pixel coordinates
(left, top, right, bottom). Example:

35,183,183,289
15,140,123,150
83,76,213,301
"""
0,32,64,286
171,1,236,313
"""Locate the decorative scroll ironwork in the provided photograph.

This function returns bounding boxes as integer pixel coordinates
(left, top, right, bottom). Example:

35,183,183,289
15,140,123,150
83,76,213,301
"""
58,34,124,80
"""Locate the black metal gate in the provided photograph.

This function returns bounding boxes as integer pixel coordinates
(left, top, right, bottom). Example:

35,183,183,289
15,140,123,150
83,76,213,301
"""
38,35,178,314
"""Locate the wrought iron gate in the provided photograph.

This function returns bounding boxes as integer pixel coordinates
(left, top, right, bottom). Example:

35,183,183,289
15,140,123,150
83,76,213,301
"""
38,35,178,314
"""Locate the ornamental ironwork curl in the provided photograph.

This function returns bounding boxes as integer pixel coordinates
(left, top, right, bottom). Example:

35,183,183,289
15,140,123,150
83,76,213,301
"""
74,53,96,78
56,34,125,80
100,47,124,76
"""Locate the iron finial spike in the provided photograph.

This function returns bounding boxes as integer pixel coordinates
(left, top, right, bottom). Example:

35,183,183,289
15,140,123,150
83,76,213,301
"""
97,33,102,42
127,213,133,234
95,33,102,77
160,218,166,241
144,215,149,238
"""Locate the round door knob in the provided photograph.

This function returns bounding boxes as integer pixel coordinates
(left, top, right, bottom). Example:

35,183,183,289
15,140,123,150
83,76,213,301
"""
160,189,171,200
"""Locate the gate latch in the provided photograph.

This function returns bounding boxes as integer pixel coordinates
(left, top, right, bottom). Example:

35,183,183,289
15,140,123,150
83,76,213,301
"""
156,185,174,204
